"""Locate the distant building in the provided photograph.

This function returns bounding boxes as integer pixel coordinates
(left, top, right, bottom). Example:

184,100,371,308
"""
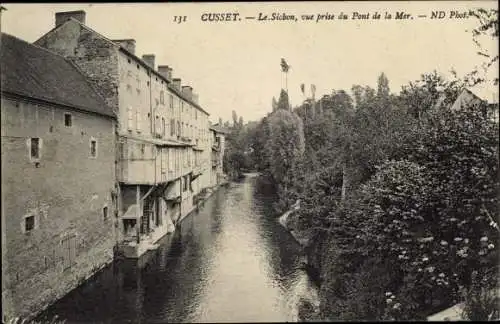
451,87,499,123
1,33,117,321
35,10,215,257
209,124,229,186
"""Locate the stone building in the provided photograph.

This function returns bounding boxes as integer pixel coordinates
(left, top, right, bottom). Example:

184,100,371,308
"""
209,125,229,186
1,33,117,321
35,10,213,257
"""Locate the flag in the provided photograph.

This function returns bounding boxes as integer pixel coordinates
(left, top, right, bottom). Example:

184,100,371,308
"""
280,58,290,73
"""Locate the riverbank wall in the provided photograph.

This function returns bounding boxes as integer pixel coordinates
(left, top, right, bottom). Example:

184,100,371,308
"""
277,205,323,321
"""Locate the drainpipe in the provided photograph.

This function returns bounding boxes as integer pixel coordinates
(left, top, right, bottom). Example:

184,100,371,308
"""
136,185,140,244
149,71,153,139
179,173,182,226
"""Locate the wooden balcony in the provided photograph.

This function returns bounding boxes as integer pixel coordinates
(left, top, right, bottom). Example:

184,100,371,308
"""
118,136,192,185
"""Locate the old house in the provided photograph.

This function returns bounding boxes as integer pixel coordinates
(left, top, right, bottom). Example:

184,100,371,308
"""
35,10,213,258
1,33,117,321
450,86,499,123
210,125,229,187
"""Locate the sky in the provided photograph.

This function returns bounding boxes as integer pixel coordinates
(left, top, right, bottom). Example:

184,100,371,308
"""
1,1,498,123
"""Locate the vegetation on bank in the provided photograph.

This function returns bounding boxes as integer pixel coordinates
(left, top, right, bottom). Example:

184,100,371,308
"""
223,8,499,321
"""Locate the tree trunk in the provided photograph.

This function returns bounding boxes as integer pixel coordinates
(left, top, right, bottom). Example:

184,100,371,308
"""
341,162,347,202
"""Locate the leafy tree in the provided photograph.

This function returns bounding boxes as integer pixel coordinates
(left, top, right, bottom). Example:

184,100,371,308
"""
377,72,390,98
232,110,238,127
277,89,291,111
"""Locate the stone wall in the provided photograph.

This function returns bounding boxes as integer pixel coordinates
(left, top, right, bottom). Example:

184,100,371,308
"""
35,20,120,114
1,97,117,321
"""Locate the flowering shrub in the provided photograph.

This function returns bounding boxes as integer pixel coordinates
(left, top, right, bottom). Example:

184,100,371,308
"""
319,103,499,321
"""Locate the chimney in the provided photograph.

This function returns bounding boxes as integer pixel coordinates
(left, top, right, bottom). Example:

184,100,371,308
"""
192,92,199,104
167,67,173,81
55,10,86,27
172,78,181,91
158,65,172,81
182,86,193,100
112,39,136,55
142,54,155,69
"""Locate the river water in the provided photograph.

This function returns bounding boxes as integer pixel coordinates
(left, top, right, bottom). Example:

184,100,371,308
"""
38,173,318,323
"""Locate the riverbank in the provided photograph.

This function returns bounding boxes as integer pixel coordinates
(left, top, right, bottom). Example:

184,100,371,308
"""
277,204,322,321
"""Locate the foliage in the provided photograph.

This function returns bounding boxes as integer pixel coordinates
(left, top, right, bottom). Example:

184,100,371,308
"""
318,103,499,320
466,8,499,86
461,268,500,321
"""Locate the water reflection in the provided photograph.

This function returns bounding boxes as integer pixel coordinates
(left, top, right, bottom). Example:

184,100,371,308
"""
39,174,317,323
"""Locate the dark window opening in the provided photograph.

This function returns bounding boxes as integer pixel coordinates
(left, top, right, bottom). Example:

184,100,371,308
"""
103,206,108,220
64,113,72,127
140,144,146,155
147,81,150,87
31,138,40,159
90,140,97,157
137,64,140,69
25,215,35,232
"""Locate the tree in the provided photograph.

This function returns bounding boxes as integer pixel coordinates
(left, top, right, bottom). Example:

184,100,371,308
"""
277,89,291,111
272,96,278,112
465,8,499,86
281,58,291,92
232,110,238,128
377,72,390,99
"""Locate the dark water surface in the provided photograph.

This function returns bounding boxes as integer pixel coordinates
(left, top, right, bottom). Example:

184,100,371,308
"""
38,174,318,323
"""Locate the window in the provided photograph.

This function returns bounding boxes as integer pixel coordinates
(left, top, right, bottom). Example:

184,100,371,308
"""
195,110,197,120
24,215,35,233
183,176,188,192
177,121,181,137
181,122,184,137
171,119,175,136
169,95,174,109
30,138,40,159
140,144,146,156
136,111,141,132
160,91,165,105
64,113,72,127
90,139,97,158
127,106,133,130
162,118,166,137
103,206,108,221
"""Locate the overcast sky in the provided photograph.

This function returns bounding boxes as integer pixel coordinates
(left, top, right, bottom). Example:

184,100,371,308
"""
1,2,498,123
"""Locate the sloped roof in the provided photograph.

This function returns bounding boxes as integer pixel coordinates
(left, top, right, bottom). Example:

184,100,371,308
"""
35,17,210,116
209,124,231,134
468,83,499,104
0,32,114,117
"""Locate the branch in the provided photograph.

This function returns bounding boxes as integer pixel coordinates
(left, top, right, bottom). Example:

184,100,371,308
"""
482,204,500,233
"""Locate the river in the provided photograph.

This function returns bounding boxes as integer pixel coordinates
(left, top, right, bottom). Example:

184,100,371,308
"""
37,173,318,323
